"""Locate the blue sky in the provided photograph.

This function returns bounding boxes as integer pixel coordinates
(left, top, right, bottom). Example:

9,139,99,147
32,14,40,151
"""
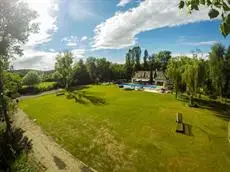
14,0,230,70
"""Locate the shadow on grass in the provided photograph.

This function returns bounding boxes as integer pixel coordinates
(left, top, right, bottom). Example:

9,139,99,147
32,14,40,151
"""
178,95,230,121
69,85,90,91
66,91,106,105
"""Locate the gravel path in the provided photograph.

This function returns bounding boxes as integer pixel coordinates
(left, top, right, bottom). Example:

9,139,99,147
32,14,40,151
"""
13,92,96,172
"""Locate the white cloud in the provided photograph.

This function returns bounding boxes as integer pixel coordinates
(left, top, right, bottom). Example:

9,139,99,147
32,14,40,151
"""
117,0,132,7
93,0,211,49
62,36,78,47
81,36,88,41
13,47,58,70
24,0,59,46
67,42,77,46
14,0,59,70
172,52,209,59
183,41,218,46
71,49,85,59
49,48,55,52
68,0,95,21
13,47,86,70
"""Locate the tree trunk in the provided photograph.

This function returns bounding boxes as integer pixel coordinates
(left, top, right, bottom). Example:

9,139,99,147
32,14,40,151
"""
189,95,194,106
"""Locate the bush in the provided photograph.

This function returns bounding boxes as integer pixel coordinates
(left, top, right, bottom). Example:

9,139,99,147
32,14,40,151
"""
22,71,40,86
0,127,32,171
19,82,58,95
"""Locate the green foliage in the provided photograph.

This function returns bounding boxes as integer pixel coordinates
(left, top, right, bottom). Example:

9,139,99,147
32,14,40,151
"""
55,52,74,90
143,49,149,70
22,71,41,86
179,0,230,37
73,59,91,85
20,85,230,172
156,50,172,71
208,8,219,18
19,82,57,95
86,57,97,82
4,72,21,98
0,128,32,171
209,43,225,97
124,46,142,79
11,153,39,172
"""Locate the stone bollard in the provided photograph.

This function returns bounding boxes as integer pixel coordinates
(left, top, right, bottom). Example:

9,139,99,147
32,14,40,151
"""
228,121,230,143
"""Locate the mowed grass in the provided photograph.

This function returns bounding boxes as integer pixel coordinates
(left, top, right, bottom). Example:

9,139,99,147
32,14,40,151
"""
20,85,230,172
22,82,56,89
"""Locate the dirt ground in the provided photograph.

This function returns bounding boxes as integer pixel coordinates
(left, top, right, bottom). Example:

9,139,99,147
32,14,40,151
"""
13,108,96,172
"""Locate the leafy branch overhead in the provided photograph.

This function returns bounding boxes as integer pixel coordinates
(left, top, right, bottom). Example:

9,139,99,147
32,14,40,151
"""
179,0,230,37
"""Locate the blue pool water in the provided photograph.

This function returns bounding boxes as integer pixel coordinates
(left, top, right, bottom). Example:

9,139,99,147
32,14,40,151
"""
120,83,157,89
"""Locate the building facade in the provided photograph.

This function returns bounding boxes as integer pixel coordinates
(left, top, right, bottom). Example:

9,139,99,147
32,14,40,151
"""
132,70,169,87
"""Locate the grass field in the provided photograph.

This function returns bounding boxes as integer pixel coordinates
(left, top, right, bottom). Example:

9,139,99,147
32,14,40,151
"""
22,82,56,89
20,85,230,172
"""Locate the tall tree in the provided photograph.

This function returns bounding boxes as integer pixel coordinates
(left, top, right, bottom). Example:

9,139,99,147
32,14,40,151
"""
111,64,126,80
149,54,155,84
95,58,112,82
55,52,74,90
223,46,230,98
143,49,149,70
73,59,90,85
125,51,133,80
133,46,141,71
86,57,97,82
181,58,201,105
167,57,183,98
178,0,230,37
209,43,225,98
0,0,37,133
156,51,172,71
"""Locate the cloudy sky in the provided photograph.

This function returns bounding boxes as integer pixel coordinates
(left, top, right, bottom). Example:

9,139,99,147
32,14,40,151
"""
13,0,230,70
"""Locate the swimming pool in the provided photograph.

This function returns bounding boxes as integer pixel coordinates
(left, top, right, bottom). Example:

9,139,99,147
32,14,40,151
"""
120,83,158,89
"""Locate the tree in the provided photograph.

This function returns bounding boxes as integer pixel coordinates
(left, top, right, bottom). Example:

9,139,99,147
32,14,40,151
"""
178,0,230,37
73,59,91,85
4,72,21,98
143,49,149,70
223,46,230,98
22,71,40,86
167,57,183,98
181,58,201,105
209,43,225,98
86,57,97,82
156,51,171,72
149,54,155,84
55,52,74,90
125,51,133,80
0,0,37,133
133,46,141,71
111,64,126,80
95,58,112,82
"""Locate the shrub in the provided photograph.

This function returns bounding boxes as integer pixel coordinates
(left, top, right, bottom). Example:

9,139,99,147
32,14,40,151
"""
19,82,58,95
22,71,40,86
0,128,32,171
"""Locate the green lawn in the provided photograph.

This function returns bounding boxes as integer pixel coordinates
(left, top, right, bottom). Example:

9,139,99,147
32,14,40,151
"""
22,82,56,89
20,85,230,172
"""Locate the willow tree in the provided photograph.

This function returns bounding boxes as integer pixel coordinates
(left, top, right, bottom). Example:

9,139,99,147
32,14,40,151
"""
181,58,201,105
167,57,182,98
0,0,38,133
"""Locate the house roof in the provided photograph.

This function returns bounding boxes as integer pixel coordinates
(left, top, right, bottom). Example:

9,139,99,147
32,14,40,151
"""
133,70,167,81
